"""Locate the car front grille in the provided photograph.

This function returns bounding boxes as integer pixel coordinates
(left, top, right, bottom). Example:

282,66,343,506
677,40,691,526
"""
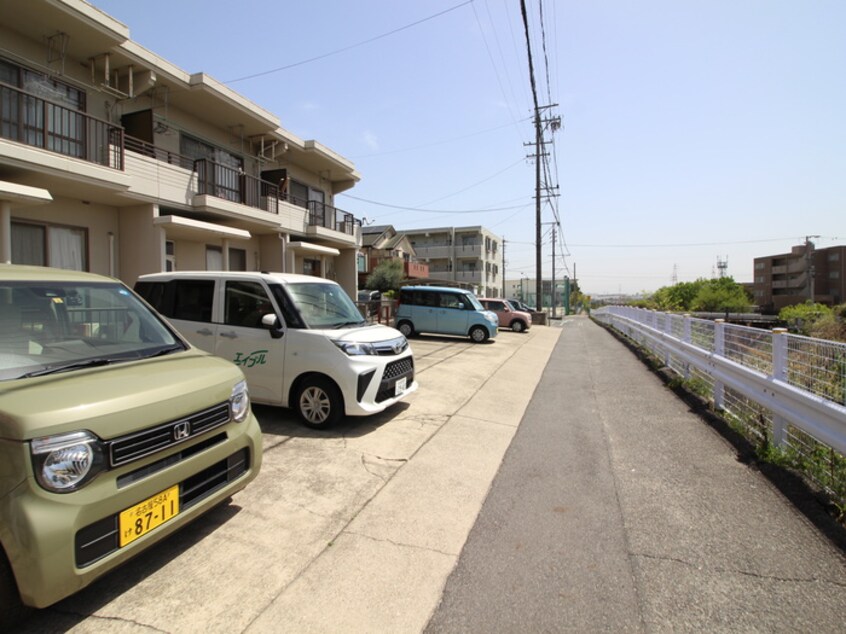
74,448,250,568
383,357,413,381
107,402,231,467
376,358,415,403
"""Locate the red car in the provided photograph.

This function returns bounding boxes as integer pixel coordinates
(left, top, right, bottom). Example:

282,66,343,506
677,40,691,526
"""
478,298,532,333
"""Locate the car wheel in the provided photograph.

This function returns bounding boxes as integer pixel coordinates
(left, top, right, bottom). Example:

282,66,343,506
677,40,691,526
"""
0,552,27,629
511,320,525,333
469,325,488,343
397,320,414,338
295,377,344,428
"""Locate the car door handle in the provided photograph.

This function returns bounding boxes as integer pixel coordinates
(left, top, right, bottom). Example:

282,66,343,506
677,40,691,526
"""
220,331,238,339
195,328,214,336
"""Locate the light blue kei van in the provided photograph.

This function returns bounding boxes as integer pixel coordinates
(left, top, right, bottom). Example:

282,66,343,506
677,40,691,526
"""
395,286,499,343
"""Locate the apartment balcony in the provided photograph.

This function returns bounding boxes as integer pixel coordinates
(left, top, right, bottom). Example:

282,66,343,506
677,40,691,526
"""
413,245,452,259
0,81,126,185
771,261,806,275
455,243,482,258
0,82,125,169
307,201,356,237
455,270,482,283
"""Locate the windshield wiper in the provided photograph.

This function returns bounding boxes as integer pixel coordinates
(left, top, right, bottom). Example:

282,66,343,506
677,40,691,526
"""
333,320,366,329
22,357,114,378
146,344,185,358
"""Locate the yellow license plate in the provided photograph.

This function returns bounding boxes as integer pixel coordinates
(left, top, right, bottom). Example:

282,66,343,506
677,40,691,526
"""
119,485,180,547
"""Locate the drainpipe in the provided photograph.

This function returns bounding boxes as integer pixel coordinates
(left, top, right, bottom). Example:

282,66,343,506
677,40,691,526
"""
279,233,288,272
0,202,10,264
108,231,115,277
222,238,230,271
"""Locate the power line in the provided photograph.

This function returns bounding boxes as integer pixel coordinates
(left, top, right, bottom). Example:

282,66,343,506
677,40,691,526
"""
225,0,475,83
415,158,526,207
566,237,830,248
349,117,532,159
340,193,529,214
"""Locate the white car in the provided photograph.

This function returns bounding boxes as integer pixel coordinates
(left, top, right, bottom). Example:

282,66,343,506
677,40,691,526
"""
136,272,417,428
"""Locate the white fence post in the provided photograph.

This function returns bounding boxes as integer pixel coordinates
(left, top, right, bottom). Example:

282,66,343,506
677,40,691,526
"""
664,313,672,367
683,314,692,380
713,319,725,410
771,328,788,448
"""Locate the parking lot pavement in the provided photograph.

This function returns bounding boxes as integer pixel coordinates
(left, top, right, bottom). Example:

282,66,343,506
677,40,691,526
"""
19,325,561,633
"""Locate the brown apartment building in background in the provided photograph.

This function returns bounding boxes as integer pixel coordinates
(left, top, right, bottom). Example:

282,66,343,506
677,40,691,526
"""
752,243,846,313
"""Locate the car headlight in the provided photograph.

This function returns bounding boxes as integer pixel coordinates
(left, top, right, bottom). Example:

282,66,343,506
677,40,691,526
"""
333,340,377,356
31,431,105,493
230,380,250,423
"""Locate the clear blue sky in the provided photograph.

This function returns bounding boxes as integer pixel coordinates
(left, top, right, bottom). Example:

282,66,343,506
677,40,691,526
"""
91,0,845,296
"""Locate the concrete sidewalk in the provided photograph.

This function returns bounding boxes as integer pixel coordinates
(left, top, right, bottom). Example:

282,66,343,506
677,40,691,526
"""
427,316,846,632
244,326,562,632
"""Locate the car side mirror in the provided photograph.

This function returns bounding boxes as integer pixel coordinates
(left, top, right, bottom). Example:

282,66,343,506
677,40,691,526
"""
262,313,284,339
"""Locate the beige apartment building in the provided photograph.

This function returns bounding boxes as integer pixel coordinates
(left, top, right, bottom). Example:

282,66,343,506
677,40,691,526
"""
400,226,503,297
0,0,362,294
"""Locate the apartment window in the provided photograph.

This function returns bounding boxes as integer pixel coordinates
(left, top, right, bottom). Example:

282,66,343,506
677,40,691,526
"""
303,258,321,277
754,261,765,270
828,252,840,262
830,271,841,279
181,134,243,202
358,253,366,272
1,58,86,155
11,221,87,270
229,248,247,271
165,240,176,271
288,180,309,208
206,246,223,270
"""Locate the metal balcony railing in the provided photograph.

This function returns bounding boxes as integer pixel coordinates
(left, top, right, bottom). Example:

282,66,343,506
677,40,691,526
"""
0,81,124,169
125,135,193,170
193,158,355,234
307,201,355,235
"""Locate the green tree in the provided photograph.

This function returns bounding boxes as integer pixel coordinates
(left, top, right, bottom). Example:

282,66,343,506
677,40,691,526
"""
633,277,751,312
652,280,702,311
689,277,752,312
779,303,833,336
365,259,404,293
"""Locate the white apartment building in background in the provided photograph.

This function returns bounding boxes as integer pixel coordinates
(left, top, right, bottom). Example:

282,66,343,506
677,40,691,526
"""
0,0,362,295
400,226,503,297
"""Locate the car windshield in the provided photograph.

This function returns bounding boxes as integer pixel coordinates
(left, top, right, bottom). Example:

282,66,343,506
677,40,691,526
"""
465,294,484,311
0,281,185,381
286,282,365,329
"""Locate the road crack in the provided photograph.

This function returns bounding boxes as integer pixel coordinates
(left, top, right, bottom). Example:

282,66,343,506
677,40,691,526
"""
633,551,846,587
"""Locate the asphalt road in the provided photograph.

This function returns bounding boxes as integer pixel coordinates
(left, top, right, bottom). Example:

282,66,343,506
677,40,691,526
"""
426,317,846,633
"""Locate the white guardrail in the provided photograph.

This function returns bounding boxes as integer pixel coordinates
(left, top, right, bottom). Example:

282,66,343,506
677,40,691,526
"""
593,306,846,457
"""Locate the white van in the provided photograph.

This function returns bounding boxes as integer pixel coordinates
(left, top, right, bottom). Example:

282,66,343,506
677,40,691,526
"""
135,272,417,428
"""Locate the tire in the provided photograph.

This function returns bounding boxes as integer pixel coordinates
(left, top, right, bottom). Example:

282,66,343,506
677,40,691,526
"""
469,325,488,343
397,320,414,338
510,320,525,333
295,376,344,428
0,552,27,630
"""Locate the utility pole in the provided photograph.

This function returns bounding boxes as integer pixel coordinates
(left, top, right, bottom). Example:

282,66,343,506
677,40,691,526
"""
542,221,559,317
501,238,506,298
805,235,820,301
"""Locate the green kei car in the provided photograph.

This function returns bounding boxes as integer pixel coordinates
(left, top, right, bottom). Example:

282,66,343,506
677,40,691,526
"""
0,265,262,625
